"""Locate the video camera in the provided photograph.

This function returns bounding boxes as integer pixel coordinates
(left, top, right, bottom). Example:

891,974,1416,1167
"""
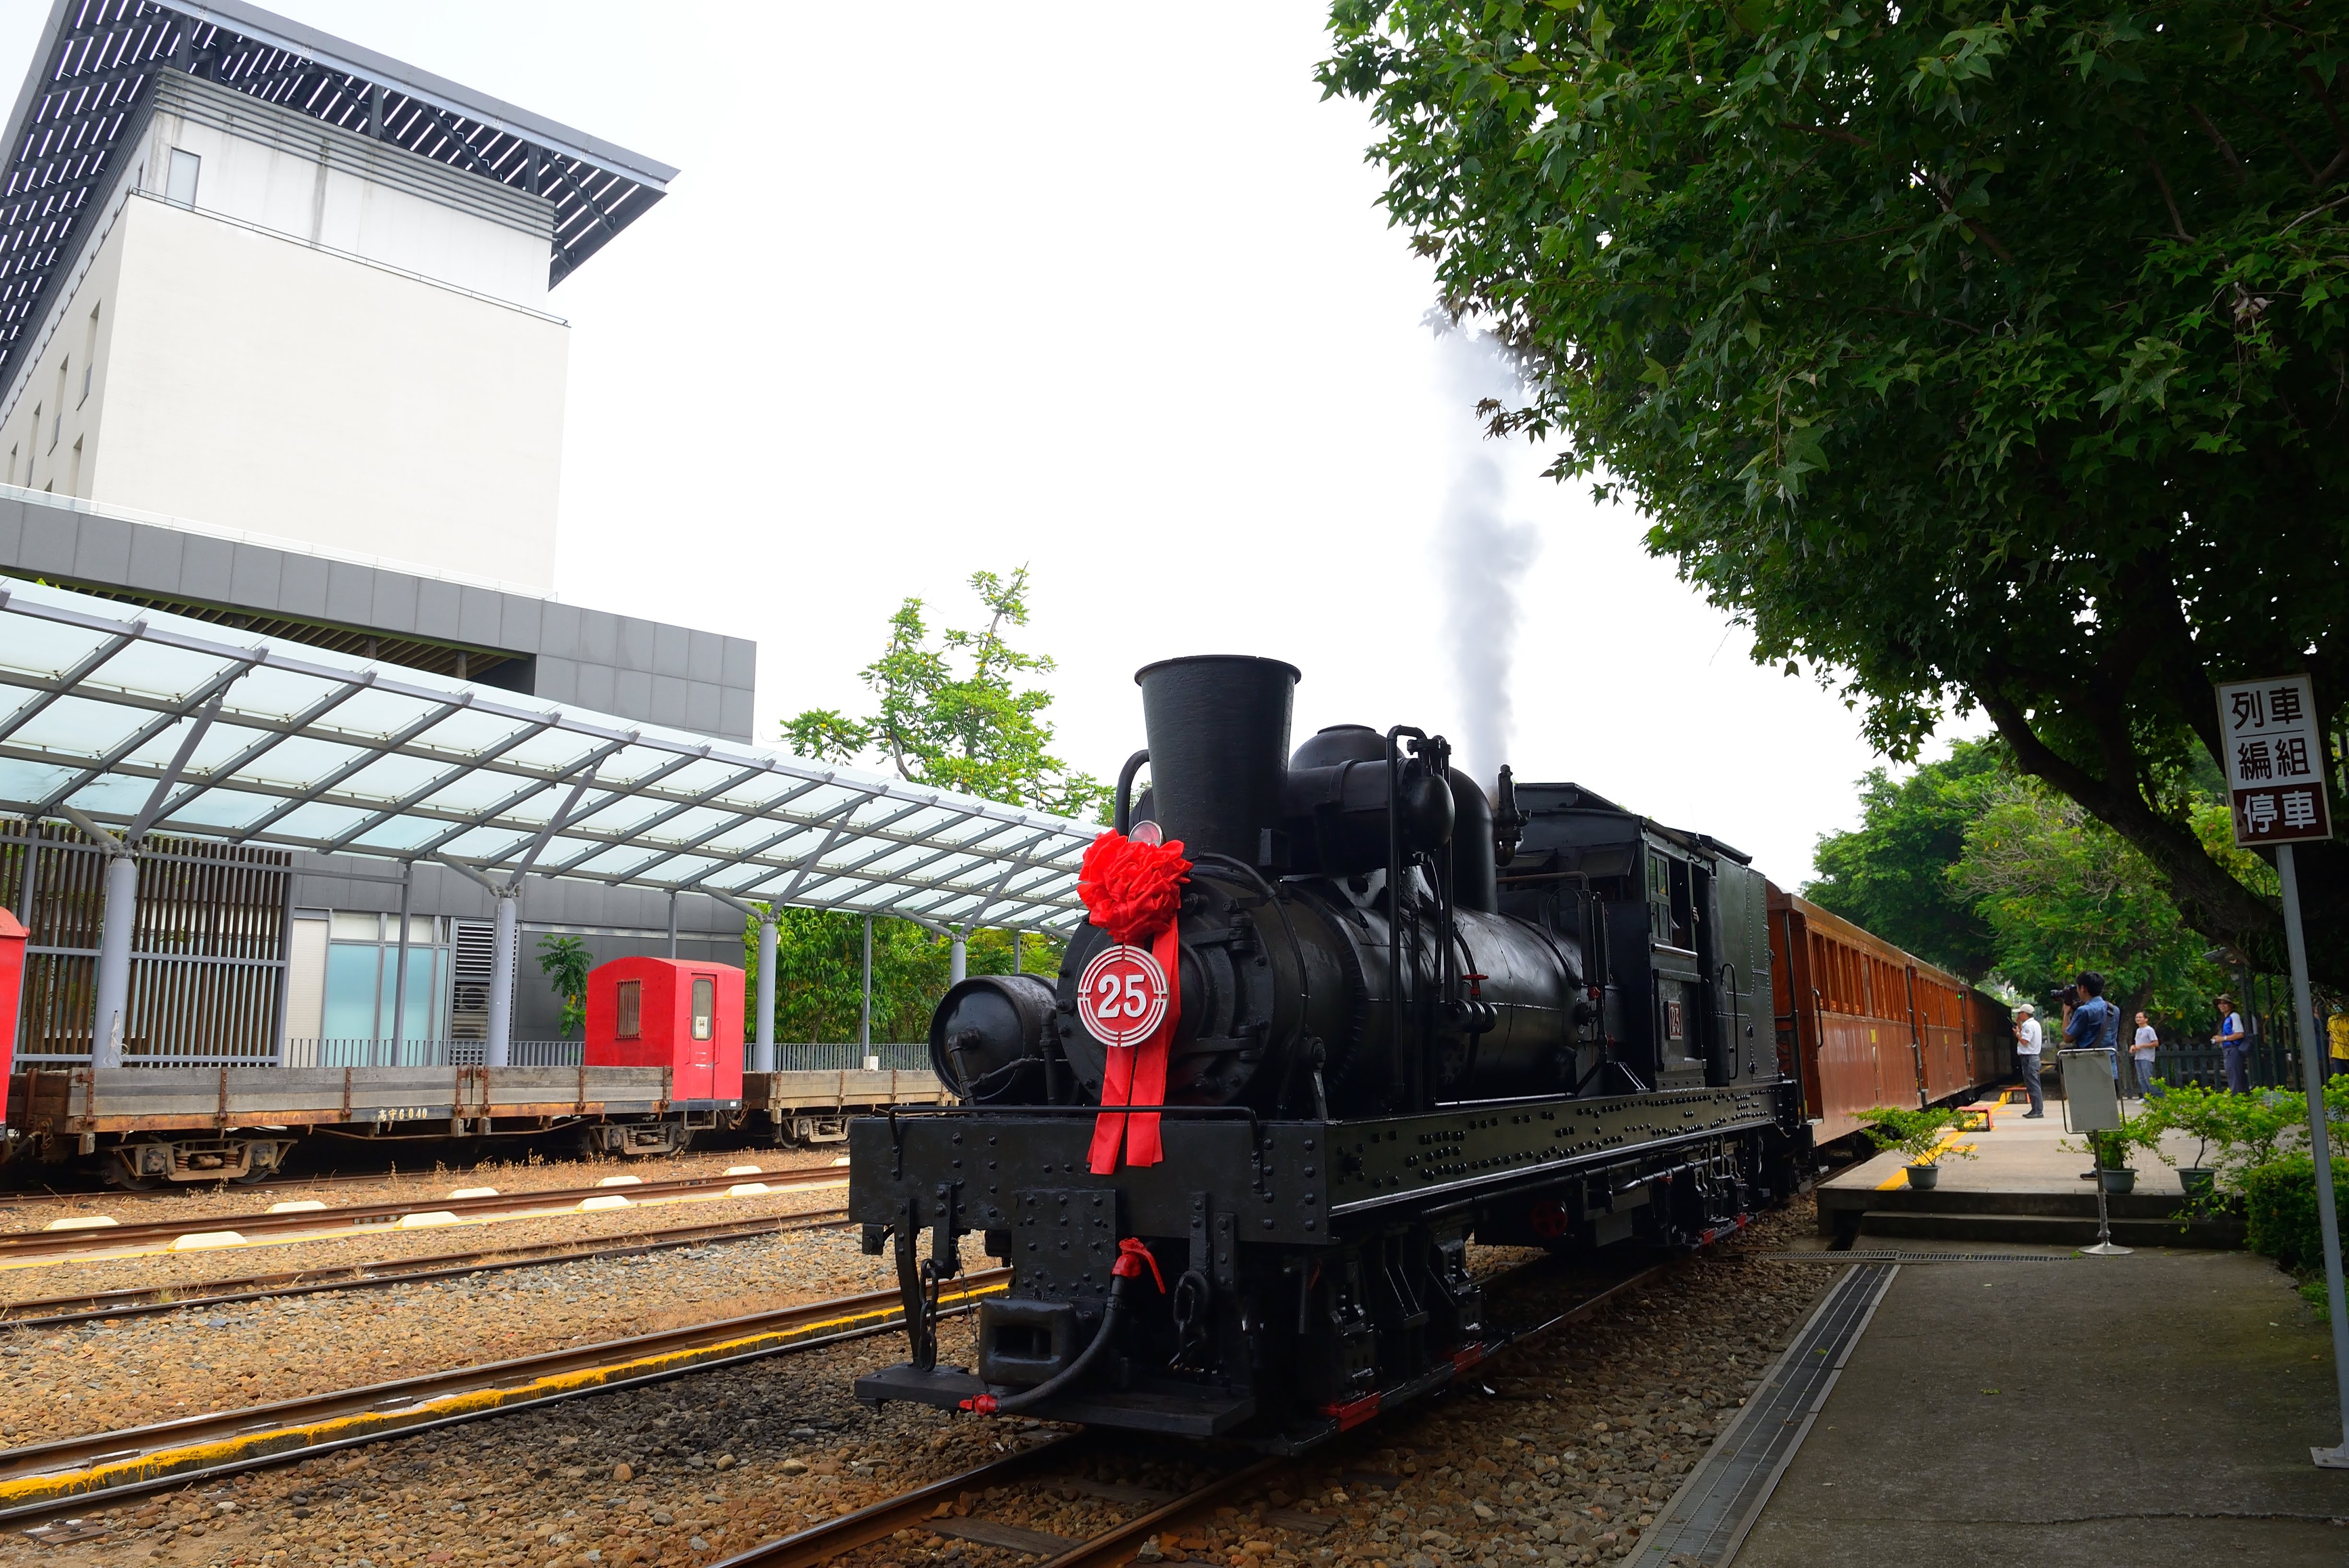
2049,983,2081,1010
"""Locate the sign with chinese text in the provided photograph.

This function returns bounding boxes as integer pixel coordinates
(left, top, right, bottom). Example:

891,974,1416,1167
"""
2215,674,2334,846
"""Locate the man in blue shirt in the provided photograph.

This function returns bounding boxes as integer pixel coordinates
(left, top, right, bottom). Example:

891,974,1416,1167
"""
2212,993,2249,1093
2064,973,2118,1180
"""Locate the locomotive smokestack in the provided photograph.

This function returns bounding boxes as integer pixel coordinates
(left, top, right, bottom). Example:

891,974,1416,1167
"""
1134,655,1300,865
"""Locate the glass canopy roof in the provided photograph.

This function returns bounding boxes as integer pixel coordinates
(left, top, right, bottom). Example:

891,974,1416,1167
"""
0,578,1098,933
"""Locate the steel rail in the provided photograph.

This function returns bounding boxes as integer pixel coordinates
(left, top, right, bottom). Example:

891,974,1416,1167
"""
708,1251,1687,1568
0,1167,849,1262
1,1210,853,1329
0,1270,1012,1523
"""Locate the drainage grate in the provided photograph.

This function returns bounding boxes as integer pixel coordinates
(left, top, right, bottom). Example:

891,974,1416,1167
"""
1624,1262,1897,1568
1756,1250,2075,1263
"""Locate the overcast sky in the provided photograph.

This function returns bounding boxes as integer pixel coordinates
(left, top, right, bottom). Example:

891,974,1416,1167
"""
0,2,1977,884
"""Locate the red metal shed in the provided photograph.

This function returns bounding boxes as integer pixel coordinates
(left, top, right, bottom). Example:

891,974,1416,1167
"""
584,957,744,1105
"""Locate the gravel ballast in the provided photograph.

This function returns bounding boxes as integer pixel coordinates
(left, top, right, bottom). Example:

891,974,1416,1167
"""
1,1202,1825,1568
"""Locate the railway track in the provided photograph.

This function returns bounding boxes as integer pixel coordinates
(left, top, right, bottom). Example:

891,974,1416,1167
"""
0,1154,854,1206
0,1208,853,1329
707,1252,1681,1568
0,1166,848,1264
0,1268,1011,1524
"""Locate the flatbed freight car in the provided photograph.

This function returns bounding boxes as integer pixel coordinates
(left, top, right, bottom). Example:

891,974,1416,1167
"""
5,1063,948,1186
1765,886,2014,1146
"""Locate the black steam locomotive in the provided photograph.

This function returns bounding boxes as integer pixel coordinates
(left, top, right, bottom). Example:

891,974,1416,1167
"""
849,656,1805,1450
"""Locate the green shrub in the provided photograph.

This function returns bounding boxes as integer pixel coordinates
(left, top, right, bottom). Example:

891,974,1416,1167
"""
2241,1153,2349,1275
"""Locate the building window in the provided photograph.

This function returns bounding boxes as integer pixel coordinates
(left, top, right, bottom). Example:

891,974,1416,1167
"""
321,912,450,1043
27,404,38,478
80,304,97,405
691,976,715,1042
6,445,14,486
166,147,200,206
616,979,642,1040
69,437,80,496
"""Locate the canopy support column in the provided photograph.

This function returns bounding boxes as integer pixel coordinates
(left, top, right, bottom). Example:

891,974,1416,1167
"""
390,861,414,1065
860,914,874,1070
753,912,777,1073
91,849,138,1068
950,926,966,987
487,888,519,1068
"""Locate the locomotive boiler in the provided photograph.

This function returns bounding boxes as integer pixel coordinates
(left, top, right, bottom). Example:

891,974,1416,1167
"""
850,655,1805,1449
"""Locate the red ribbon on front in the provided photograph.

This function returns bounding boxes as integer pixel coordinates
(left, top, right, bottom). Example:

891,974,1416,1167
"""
1078,828,1190,1174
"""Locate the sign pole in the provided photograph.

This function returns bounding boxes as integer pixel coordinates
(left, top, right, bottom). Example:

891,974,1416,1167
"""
2280,843,2349,1468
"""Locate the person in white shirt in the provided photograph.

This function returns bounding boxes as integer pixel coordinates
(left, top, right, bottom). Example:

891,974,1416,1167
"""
2015,1004,2045,1117
2131,1011,2161,1100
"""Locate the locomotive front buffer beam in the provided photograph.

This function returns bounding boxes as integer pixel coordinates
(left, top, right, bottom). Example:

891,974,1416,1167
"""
848,1085,1789,1444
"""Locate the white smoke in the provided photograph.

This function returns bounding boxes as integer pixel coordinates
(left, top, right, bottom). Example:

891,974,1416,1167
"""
1429,315,1542,791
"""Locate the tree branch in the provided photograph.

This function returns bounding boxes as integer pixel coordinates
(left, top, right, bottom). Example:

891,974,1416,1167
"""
1923,175,2015,262
1782,120,1872,149
2134,130,2195,240
2189,103,2249,188
1976,681,2281,961
2305,62,2349,186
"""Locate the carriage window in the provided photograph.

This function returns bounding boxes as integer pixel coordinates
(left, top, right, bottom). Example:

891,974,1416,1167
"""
691,977,715,1041
616,979,642,1040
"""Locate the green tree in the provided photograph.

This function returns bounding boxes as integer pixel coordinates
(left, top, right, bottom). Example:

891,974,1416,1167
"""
785,567,1109,820
1952,772,2230,1020
535,934,591,1038
1320,2,2349,985
1807,737,2005,979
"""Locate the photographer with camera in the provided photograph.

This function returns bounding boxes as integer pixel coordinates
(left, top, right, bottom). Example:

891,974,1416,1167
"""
2063,972,2119,1178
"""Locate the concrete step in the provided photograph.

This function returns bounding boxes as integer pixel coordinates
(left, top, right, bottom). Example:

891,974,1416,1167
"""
1848,1208,2244,1250
1819,1183,2207,1221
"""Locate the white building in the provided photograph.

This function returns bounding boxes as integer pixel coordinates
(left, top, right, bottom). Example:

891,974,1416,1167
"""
0,1,775,1059
0,0,676,592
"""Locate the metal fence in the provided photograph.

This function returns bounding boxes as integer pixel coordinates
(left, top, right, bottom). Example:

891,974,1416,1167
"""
281,1039,584,1068
14,1040,936,1072
2152,1038,2306,1092
773,1044,931,1071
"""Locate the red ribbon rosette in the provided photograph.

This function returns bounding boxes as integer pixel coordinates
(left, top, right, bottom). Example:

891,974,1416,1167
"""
1076,828,1191,1174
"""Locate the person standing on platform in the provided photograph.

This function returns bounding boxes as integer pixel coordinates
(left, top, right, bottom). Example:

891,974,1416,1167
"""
2213,994,2249,1093
2131,1011,2161,1101
2015,1004,2045,1117
2327,1000,2348,1083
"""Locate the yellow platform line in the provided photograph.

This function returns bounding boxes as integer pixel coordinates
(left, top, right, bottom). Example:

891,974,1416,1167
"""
0,1179,851,1274
1875,1126,1966,1190
0,1276,1003,1511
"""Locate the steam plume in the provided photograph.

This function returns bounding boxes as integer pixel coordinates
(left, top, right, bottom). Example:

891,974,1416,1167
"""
1430,316,1541,789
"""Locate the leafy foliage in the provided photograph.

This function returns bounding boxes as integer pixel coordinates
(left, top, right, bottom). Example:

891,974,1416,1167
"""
1808,739,2233,1019
1320,0,2349,983
1952,770,2233,1016
740,907,1060,1046
2242,1150,2349,1275
534,935,591,1038
1855,1103,1979,1164
784,568,1109,820
1807,737,2003,978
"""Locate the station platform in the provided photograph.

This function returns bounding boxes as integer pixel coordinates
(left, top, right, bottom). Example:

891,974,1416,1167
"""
1713,1242,2349,1567
1814,1094,2246,1249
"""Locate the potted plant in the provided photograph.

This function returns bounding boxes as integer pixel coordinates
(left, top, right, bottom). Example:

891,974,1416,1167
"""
1854,1106,1980,1190
2087,1126,2154,1194
2133,1082,2233,1200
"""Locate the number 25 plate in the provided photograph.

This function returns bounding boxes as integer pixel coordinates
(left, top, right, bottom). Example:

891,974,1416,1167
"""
1077,943,1169,1048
